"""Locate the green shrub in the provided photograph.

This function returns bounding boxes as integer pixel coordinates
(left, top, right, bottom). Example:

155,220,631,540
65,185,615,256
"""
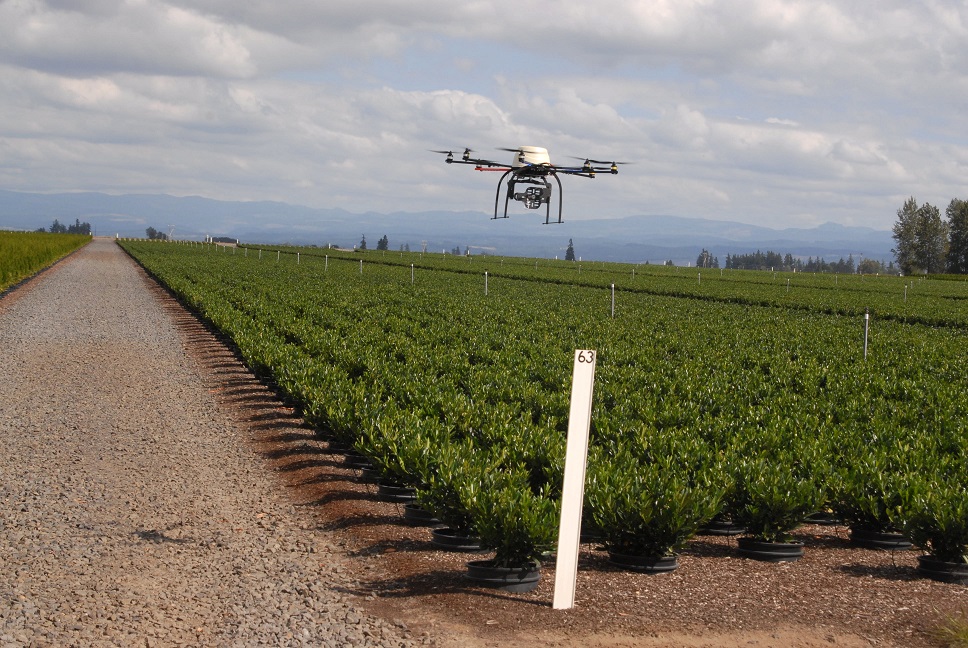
414,438,477,534
586,435,728,557
831,441,908,531
732,436,829,543
458,450,558,568
892,467,968,564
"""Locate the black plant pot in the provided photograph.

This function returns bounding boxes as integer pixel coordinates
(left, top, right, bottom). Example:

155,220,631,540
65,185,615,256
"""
402,503,442,527
803,511,842,526
699,517,746,536
607,551,679,574
430,527,484,553
358,466,381,482
465,559,540,593
737,537,805,563
916,555,968,585
849,526,913,551
377,481,417,503
343,452,372,468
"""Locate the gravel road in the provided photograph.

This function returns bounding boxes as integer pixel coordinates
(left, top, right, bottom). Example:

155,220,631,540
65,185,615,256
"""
0,238,421,647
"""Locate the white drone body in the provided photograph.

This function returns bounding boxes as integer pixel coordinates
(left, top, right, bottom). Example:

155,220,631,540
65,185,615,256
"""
509,145,552,168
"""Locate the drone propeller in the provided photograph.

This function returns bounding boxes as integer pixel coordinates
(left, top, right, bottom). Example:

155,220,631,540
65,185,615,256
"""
431,148,475,163
497,147,527,164
569,157,630,174
570,156,630,165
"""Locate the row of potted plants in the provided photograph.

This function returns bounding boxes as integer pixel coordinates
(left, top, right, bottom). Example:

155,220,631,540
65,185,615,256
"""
121,240,968,590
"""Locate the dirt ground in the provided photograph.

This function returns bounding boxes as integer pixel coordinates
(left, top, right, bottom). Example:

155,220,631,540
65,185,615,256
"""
159,272,966,648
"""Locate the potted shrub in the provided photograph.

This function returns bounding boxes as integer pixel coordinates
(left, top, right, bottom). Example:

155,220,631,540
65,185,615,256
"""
831,443,912,550
415,439,483,551
586,437,728,573
732,439,829,562
353,404,437,501
458,452,558,593
892,469,968,584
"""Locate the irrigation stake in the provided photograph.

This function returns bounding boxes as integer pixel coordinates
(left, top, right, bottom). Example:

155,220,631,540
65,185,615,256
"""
276,250,280,262
360,259,363,274
325,255,328,271
553,349,597,610
485,271,488,296
863,309,870,360
611,284,615,318
411,264,414,285
297,252,300,264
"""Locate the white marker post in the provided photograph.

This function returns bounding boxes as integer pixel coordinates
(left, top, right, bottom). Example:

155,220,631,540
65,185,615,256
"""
553,349,597,610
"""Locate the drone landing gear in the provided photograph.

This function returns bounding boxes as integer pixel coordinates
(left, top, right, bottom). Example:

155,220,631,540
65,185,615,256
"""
492,170,564,224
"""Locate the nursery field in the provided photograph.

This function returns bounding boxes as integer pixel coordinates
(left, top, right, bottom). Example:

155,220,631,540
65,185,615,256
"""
0,231,90,293
120,240,968,597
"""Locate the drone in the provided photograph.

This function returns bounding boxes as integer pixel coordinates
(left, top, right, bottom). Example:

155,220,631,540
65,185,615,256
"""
432,146,625,224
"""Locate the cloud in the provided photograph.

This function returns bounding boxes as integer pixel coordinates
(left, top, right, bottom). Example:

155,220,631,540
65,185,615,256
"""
1,0,968,231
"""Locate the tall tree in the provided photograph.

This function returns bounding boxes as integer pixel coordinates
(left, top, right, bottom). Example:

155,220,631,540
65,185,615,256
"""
892,197,947,274
892,197,920,274
565,239,576,261
946,198,968,274
376,234,389,251
914,202,948,274
359,234,367,250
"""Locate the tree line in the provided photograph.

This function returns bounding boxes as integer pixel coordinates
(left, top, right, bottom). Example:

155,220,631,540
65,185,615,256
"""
37,218,91,235
720,250,892,275
892,197,968,275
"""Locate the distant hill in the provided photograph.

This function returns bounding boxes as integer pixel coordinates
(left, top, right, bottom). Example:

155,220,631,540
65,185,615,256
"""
0,190,896,265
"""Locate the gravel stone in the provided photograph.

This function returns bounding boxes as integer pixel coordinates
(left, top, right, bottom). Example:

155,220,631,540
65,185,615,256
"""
0,239,420,647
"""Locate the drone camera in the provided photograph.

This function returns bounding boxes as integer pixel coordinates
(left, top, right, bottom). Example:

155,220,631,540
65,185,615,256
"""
514,186,550,209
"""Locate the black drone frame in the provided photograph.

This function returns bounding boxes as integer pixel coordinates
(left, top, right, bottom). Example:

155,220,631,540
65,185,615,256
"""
493,167,564,224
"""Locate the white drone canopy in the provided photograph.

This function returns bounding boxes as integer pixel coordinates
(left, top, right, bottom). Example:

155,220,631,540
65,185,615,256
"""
509,146,551,168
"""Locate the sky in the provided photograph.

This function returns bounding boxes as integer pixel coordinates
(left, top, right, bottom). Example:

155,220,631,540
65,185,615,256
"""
1,1,967,231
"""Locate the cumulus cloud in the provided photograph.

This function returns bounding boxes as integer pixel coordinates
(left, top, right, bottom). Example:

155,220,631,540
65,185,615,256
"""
1,0,967,229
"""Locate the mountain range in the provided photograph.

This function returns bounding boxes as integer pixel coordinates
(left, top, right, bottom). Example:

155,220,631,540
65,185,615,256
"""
0,190,896,265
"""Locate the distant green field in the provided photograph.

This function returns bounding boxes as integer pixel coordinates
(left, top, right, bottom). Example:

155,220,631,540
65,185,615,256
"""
0,231,90,293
